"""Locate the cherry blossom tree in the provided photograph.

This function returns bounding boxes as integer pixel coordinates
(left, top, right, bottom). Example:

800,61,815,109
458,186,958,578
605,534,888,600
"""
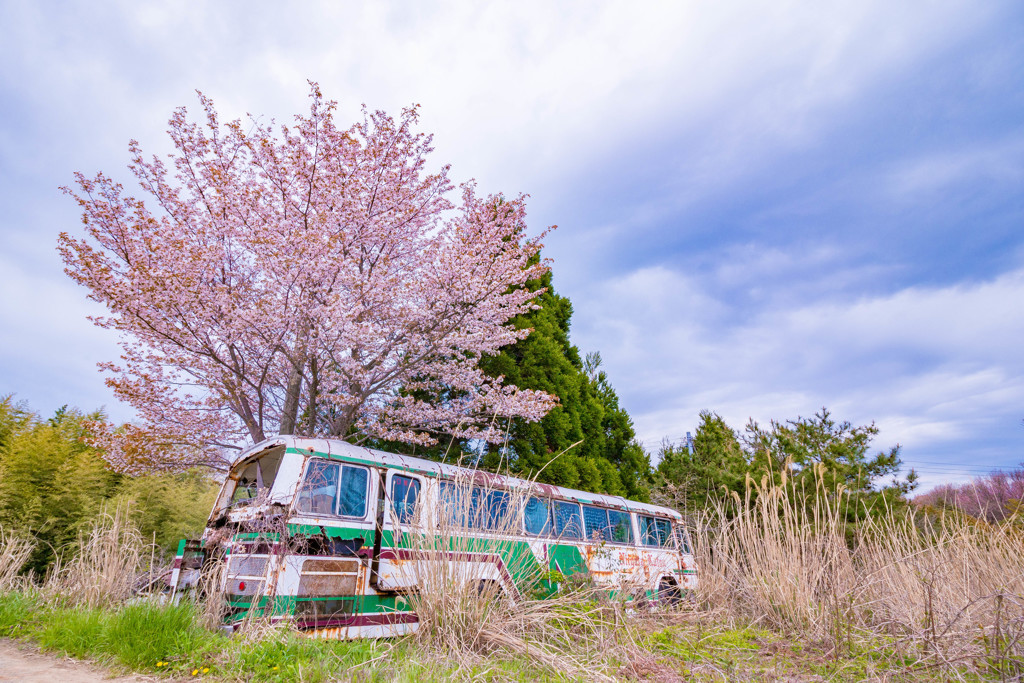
59,83,556,473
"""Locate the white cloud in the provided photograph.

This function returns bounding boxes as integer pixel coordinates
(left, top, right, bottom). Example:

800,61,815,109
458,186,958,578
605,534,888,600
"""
575,263,1024,481
884,136,1024,199
0,0,1019,490
0,252,126,420
0,1,997,196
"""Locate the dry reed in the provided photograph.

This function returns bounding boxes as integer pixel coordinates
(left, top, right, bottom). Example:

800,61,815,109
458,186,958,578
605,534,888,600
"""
0,525,34,591
44,503,152,608
692,464,1024,678
399,473,657,680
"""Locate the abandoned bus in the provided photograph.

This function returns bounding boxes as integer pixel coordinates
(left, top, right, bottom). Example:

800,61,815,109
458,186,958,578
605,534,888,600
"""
170,436,698,639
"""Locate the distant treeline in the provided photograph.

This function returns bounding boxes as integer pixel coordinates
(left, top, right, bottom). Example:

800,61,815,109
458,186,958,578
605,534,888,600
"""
915,466,1024,523
0,395,217,575
650,408,919,523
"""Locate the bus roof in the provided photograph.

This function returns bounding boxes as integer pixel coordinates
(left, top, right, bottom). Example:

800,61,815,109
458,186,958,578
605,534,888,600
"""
235,436,682,521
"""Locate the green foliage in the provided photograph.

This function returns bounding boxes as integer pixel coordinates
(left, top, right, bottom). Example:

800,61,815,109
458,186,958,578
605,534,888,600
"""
745,407,917,520
476,267,651,500
0,397,120,573
652,407,916,518
111,470,218,551
653,411,748,513
0,394,218,575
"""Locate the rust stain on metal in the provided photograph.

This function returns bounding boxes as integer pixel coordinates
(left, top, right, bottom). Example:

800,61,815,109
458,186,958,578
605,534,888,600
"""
308,627,346,640
304,558,359,573
298,573,358,596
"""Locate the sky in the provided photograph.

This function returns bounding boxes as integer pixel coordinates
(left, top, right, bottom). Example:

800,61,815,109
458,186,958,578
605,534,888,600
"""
0,1,1022,489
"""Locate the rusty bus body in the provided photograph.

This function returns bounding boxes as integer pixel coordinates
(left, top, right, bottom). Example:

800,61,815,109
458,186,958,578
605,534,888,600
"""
170,436,698,639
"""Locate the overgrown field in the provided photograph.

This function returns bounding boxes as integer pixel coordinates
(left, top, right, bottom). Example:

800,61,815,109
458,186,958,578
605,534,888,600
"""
2,471,1023,681
1,591,983,682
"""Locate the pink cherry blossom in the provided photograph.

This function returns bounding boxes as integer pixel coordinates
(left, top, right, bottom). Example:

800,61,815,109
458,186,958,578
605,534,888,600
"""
59,83,557,473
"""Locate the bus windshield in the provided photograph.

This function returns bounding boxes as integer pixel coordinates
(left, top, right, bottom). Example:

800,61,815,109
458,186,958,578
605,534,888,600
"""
229,447,285,507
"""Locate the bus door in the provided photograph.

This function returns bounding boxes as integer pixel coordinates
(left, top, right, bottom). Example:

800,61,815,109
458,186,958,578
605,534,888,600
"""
374,470,424,591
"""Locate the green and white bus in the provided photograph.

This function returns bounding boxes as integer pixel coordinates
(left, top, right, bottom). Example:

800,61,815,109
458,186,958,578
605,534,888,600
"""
170,436,698,639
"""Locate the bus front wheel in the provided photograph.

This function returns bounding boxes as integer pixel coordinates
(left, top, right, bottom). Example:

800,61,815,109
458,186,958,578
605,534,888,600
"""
658,578,682,608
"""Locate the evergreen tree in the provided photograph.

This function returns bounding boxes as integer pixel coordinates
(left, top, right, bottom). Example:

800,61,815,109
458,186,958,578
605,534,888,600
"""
0,395,218,575
0,400,122,573
652,410,748,513
744,407,918,520
652,407,916,520
474,269,651,500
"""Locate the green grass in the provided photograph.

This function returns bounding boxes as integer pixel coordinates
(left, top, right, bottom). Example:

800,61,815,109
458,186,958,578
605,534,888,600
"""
26,600,222,670
0,591,39,637
0,590,1016,681
0,590,536,681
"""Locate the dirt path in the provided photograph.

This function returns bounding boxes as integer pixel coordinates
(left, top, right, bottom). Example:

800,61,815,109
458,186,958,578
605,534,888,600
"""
0,639,151,682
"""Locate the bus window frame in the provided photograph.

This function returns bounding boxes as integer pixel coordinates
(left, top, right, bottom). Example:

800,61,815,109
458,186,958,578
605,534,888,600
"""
581,505,635,546
551,499,584,541
389,472,422,525
523,495,552,537
606,508,633,545
674,522,693,554
294,457,372,521
638,514,677,549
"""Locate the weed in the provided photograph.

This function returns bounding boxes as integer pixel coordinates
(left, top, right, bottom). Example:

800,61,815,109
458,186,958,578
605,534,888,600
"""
35,606,107,658
0,590,39,636
0,526,34,591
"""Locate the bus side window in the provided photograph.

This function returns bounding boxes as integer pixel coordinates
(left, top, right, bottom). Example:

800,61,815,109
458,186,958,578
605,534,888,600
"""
640,515,670,547
552,500,583,540
482,489,509,531
674,523,692,553
582,505,610,542
439,480,468,527
524,496,550,535
607,509,633,543
654,518,674,548
337,465,369,517
640,516,675,548
390,475,421,524
296,460,340,515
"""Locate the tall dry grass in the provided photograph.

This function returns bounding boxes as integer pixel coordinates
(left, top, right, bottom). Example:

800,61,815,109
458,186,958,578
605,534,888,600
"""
0,525,34,591
44,504,155,608
399,473,651,680
692,464,1024,677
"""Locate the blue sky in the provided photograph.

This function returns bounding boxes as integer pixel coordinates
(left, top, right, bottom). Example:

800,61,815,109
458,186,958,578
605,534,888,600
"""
1,1,1021,488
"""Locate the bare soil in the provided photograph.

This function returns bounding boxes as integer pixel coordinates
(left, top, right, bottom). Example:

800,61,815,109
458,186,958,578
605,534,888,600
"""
0,639,150,683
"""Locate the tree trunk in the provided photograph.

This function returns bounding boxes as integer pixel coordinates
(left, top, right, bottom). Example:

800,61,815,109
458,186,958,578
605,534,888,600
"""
301,357,319,436
279,358,305,435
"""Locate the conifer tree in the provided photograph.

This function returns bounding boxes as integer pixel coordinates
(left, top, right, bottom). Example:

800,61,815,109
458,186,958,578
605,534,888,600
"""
745,407,917,520
652,410,748,513
474,269,651,500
